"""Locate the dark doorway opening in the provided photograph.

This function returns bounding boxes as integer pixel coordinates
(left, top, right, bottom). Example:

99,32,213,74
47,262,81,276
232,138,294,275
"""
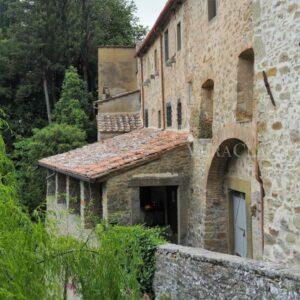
140,186,178,243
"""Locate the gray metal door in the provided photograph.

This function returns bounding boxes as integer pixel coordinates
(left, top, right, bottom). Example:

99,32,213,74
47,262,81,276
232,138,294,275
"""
232,192,247,257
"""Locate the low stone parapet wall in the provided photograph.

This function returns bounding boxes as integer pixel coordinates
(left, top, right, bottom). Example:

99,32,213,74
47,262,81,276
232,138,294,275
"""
154,244,300,300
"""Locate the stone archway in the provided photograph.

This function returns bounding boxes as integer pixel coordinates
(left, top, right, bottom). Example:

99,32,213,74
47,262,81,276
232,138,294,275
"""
204,134,255,255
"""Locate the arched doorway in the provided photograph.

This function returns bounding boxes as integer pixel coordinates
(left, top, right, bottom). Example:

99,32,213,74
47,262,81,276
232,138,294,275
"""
204,138,254,258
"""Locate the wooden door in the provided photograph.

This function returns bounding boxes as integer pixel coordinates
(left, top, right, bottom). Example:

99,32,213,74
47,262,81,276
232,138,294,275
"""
232,192,247,257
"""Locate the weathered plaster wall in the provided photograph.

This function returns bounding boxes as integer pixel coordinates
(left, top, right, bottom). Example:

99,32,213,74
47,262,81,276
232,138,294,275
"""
98,47,137,98
102,146,192,244
154,244,300,300
97,91,140,114
253,0,300,264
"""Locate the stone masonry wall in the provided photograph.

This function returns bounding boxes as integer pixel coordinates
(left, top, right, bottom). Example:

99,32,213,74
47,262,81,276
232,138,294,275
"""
154,244,300,300
103,146,192,243
137,0,299,265
184,0,256,252
253,0,300,264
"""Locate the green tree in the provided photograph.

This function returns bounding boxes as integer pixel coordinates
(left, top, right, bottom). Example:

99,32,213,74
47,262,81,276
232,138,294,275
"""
0,0,146,144
53,66,90,129
1,126,163,298
14,124,86,213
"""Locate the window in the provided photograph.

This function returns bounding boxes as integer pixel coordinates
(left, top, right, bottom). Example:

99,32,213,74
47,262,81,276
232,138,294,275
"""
177,22,182,51
158,110,162,128
237,48,254,122
147,57,151,77
154,49,158,74
177,101,182,129
164,30,169,63
199,79,214,138
208,0,217,21
166,103,172,127
188,82,193,104
144,109,149,128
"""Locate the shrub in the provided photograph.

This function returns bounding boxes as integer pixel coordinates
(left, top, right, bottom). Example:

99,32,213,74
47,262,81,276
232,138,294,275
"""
49,224,165,299
96,224,165,298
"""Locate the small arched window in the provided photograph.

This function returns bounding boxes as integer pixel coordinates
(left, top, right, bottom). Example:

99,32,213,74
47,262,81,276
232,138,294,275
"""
237,48,254,122
199,79,214,138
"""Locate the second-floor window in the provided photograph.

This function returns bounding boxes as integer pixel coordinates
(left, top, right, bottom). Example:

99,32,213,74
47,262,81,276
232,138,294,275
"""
154,49,158,74
158,110,162,128
144,109,149,128
177,22,182,51
166,103,172,127
208,0,217,21
177,100,182,129
164,30,169,63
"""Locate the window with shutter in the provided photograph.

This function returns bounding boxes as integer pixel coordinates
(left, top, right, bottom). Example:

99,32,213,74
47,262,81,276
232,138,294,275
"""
164,30,169,63
177,101,182,129
144,109,149,128
166,103,172,127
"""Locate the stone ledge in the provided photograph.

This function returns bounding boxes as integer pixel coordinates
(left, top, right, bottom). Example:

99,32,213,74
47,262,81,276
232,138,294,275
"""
154,244,300,299
158,243,300,280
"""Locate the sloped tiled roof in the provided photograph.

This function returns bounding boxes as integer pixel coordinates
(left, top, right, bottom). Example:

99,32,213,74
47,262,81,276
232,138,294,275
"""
97,113,142,133
39,129,192,182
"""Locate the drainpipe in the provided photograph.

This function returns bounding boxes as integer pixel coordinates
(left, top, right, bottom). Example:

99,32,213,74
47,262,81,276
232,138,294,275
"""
255,119,265,254
140,57,145,124
255,160,265,254
160,34,166,129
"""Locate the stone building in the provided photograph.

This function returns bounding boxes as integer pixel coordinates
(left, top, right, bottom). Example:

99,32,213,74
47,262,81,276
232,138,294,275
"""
39,0,300,266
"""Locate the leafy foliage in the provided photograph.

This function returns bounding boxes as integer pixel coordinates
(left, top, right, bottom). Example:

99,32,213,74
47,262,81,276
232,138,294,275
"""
1,126,164,298
53,66,96,140
0,0,146,145
49,224,164,300
14,124,86,213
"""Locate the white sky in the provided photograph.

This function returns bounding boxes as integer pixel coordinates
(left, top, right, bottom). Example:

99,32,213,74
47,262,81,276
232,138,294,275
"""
134,0,167,29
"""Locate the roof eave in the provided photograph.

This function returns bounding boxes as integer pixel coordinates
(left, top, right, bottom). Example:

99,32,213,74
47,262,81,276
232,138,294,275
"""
38,161,97,183
38,142,191,183
136,0,184,57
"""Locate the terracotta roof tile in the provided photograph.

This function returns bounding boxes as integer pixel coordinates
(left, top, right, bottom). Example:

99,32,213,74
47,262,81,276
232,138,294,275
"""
39,129,191,181
97,113,142,133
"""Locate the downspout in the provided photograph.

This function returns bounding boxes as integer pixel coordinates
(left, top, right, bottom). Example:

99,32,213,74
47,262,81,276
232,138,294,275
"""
140,57,145,124
255,129,265,254
160,34,166,129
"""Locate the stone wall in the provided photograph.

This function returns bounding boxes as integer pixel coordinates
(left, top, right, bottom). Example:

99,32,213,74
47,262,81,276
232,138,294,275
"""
154,244,300,300
103,146,192,243
136,0,299,265
253,0,300,264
